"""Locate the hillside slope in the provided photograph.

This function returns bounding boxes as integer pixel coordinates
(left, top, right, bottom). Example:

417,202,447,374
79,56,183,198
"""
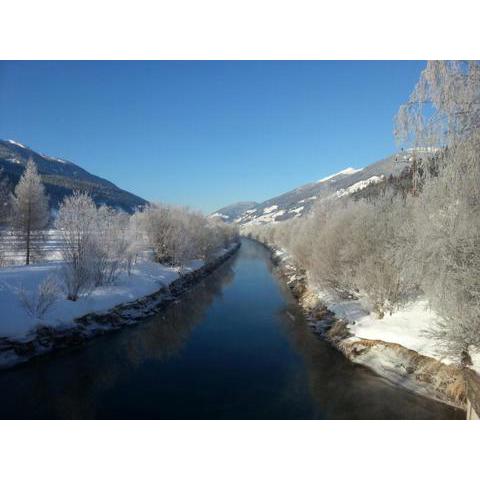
210,201,259,222
0,139,147,212
212,150,429,225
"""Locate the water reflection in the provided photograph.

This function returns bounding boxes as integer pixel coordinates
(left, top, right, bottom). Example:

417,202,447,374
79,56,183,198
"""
0,260,235,419
276,300,463,419
0,240,463,419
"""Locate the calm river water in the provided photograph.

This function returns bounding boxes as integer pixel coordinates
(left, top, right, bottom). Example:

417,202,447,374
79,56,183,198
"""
0,239,463,419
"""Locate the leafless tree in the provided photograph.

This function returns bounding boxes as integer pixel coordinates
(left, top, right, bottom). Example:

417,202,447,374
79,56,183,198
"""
0,169,11,266
395,60,480,149
55,191,98,300
90,206,132,286
18,275,61,321
136,203,238,270
125,211,147,274
0,168,11,226
395,60,480,364
245,193,416,316
246,61,480,364
414,133,480,363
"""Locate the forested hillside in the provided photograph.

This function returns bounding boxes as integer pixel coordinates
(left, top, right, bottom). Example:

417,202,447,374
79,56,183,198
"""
0,140,147,213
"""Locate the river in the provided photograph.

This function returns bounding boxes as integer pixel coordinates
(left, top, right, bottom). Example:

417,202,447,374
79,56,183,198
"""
0,239,463,419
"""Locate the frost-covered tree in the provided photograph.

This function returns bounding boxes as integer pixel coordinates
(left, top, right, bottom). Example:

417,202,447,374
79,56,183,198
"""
207,217,239,255
11,160,50,265
56,192,142,299
413,132,480,364
396,60,480,363
170,207,202,267
0,169,12,266
245,192,417,316
136,204,178,265
125,211,147,274
245,61,480,364
136,203,238,269
55,192,98,300
90,206,132,286
18,275,61,321
395,60,480,149
350,198,416,316
0,168,11,225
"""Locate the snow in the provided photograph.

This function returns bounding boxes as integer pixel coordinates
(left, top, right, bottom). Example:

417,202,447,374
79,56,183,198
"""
0,229,66,265
0,258,205,340
245,208,286,225
314,289,480,374
406,146,440,153
317,167,363,183
7,139,26,149
271,210,285,218
5,139,69,164
263,205,278,213
4,157,21,165
336,175,384,198
210,212,229,219
298,196,317,204
289,206,304,214
349,300,443,360
43,154,68,164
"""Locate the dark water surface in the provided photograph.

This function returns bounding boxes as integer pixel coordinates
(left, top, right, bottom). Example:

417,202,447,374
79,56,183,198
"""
0,239,463,419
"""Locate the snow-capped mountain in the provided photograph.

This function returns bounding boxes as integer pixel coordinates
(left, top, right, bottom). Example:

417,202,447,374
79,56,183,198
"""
0,139,147,212
210,201,259,222
212,151,425,225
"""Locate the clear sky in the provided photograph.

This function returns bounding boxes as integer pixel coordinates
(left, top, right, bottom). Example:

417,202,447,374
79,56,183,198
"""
0,61,424,213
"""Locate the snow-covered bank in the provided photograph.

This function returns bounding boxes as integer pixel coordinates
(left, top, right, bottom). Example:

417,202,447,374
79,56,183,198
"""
0,260,182,339
0,243,240,368
314,291,480,376
265,243,470,409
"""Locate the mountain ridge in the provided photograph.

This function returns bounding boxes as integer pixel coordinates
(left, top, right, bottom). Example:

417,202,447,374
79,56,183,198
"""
211,150,427,225
0,139,147,213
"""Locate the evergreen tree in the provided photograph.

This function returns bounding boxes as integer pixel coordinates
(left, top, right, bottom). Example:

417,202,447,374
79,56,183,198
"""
11,160,49,265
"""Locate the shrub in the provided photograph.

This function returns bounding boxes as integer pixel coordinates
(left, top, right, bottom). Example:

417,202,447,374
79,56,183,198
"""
18,275,61,320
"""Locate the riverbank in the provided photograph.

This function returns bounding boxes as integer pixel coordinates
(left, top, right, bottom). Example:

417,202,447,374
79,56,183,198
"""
0,242,240,369
255,239,470,410
0,238,462,419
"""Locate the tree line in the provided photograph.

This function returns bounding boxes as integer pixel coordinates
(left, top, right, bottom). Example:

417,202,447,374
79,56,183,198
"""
0,162,238,302
245,61,480,366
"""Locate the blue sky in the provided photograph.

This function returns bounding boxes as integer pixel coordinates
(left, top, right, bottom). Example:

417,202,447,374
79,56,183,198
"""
0,61,424,212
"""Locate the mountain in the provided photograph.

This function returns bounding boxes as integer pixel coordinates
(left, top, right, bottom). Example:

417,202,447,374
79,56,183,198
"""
212,150,433,225
210,201,259,222
0,139,147,212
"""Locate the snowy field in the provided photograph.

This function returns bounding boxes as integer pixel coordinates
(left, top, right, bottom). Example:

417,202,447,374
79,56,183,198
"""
0,229,64,265
0,255,210,340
